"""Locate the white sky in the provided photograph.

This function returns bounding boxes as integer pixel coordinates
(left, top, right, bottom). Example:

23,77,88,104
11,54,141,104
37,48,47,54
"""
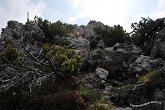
0,0,165,32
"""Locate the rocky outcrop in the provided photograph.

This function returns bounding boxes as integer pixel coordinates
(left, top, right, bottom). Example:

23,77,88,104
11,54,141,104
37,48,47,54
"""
128,55,164,76
88,43,142,79
1,21,90,61
1,21,45,57
1,21,45,41
70,20,103,40
84,20,104,39
70,20,104,50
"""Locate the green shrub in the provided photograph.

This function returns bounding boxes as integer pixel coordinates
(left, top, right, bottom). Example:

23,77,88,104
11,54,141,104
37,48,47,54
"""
140,68,163,87
79,84,102,103
90,97,114,110
44,44,82,76
0,40,19,63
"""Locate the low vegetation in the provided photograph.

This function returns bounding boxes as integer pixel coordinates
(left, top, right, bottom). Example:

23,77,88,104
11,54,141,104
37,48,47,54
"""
0,40,19,63
44,44,82,77
140,68,164,88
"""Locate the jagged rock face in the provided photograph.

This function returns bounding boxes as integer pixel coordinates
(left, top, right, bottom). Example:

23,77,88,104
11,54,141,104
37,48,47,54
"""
88,43,142,79
1,21,90,60
1,21,45,41
150,27,165,59
1,21,45,56
1,21,25,40
128,55,164,76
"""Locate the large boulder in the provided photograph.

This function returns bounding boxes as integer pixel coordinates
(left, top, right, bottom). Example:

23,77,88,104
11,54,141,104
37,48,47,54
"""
128,55,164,76
88,43,142,78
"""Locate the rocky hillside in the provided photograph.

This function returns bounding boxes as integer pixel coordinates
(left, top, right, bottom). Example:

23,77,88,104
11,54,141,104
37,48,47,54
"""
0,18,165,110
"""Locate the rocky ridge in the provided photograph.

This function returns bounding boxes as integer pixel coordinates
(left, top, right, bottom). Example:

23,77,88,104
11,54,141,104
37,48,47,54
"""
0,20,165,110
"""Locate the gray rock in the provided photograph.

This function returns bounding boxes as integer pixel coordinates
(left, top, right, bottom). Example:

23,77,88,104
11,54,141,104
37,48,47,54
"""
7,21,24,31
89,43,142,78
1,21,45,56
67,36,90,61
103,85,113,95
66,35,90,71
95,67,108,80
129,55,164,75
98,39,105,48
84,20,104,40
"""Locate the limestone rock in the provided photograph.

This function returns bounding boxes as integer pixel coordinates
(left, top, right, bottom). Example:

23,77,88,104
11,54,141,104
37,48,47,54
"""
95,67,108,80
128,55,164,75
89,43,142,78
1,21,45,57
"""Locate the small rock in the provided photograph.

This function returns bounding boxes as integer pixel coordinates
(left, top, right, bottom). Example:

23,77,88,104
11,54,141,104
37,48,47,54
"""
103,85,113,95
95,67,109,80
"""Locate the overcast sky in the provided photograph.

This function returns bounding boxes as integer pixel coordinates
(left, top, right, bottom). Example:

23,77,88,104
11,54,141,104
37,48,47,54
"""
0,0,165,32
